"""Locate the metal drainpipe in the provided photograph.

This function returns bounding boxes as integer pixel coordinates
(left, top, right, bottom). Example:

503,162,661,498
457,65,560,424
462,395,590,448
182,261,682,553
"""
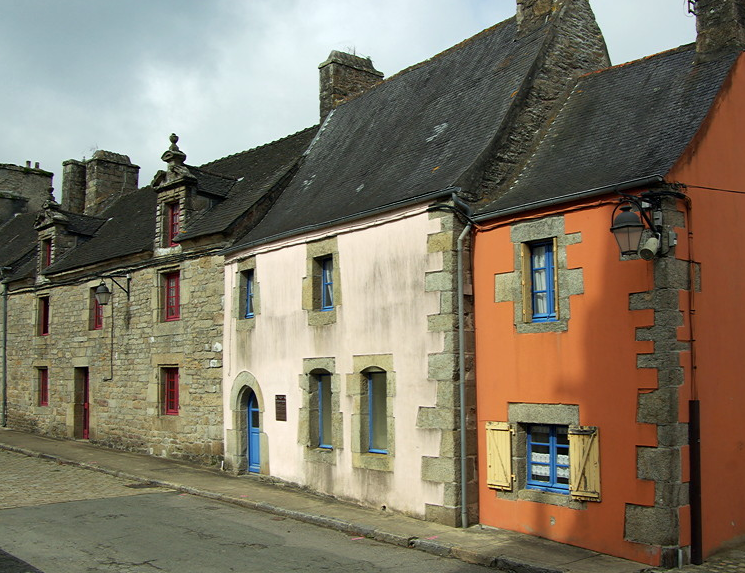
457,221,472,528
2,279,8,427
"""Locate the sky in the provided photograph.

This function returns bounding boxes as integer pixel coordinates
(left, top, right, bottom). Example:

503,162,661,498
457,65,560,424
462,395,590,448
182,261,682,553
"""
0,1,698,197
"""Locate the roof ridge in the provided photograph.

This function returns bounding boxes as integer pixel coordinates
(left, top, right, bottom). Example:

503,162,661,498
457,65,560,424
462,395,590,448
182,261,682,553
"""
579,42,696,80
334,18,518,109
199,125,319,169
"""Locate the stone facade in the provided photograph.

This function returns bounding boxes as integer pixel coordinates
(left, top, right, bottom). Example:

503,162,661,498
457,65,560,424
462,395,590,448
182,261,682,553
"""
5,253,225,464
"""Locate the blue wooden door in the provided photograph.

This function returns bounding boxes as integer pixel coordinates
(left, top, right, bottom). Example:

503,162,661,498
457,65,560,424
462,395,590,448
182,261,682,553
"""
247,391,260,473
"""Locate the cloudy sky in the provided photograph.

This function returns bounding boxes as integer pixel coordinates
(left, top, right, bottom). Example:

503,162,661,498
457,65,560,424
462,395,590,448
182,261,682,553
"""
1,1,697,196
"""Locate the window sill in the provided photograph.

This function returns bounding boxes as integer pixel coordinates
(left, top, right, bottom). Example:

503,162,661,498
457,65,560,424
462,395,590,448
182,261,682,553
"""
516,318,568,334
517,488,585,509
307,308,337,326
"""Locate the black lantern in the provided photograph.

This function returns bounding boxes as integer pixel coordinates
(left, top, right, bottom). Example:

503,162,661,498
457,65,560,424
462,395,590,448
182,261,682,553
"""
610,204,646,255
94,281,112,306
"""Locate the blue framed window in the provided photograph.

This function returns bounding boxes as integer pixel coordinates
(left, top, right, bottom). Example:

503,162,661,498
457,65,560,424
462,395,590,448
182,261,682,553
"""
317,373,332,449
244,269,255,318
530,241,556,322
527,424,569,494
367,371,387,454
321,257,334,311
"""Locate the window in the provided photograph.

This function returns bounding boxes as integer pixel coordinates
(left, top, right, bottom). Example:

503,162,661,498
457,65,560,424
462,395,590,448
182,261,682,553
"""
41,239,52,267
38,296,50,336
529,241,556,322
90,288,103,330
38,368,49,407
320,256,333,311
527,424,570,494
167,202,181,246
163,271,180,321
367,371,387,454
244,269,255,319
485,413,601,502
162,368,179,415
317,373,332,449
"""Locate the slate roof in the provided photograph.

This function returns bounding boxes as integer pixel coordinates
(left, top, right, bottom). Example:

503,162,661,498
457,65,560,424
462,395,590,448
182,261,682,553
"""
232,17,547,249
47,186,157,273
477,45,741,217
0,212,38,281
180,127,318,240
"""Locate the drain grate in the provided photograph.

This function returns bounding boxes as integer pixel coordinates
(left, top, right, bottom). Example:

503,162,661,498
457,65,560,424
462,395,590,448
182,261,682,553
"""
124,482,159,489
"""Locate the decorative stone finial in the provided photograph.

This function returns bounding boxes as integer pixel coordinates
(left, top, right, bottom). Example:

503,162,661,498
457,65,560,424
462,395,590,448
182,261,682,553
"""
161,133,187,166
152,133,195,190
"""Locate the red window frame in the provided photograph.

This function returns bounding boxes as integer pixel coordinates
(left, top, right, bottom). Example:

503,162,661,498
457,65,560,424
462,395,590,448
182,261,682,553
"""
41,239,52,267
38,296,50,336
38,368,49,406
167,202,181,246
92,291,103,330
164,271,180,321
163,368,179,415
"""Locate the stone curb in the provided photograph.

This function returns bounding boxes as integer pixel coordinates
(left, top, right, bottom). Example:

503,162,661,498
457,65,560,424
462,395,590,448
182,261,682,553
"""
1,441,584,573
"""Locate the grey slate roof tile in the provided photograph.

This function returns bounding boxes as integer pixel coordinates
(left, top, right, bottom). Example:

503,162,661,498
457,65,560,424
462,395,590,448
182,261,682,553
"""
181,127,318,240
232,18,546,248
478,45,741,217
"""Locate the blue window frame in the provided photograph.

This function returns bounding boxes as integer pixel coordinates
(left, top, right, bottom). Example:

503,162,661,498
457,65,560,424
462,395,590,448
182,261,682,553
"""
527,424,569,494
367,371,387,454
321,257,333,311
244,269,255,319
317,373,332,449
530,241,556,322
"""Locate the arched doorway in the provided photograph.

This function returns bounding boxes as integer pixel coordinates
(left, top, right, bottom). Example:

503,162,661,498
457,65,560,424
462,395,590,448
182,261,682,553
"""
246,390,261,473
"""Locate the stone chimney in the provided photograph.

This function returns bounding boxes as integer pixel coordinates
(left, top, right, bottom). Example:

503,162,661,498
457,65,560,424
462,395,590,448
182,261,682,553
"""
60,150,139,215
0,162,54,223
319,51,383,121
694,0,745,62
516,0,561,36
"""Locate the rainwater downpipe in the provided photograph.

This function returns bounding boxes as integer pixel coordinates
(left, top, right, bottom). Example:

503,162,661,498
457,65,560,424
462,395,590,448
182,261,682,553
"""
2,278,8,427
457,220,472,528
450,191,473,529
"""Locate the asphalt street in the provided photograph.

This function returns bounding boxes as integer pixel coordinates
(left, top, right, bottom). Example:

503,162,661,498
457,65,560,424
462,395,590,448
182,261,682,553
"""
0,450,488,573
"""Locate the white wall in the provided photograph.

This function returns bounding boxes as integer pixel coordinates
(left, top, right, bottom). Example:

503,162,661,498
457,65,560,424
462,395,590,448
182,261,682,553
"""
223,206,447,516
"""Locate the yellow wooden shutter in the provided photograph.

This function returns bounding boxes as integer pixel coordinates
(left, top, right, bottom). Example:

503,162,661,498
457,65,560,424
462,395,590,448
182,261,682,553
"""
486,421,513,490
520,244,531,322
569,426,601,501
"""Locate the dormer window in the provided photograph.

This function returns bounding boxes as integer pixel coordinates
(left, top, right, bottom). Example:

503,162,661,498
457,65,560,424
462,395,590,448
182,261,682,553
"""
167,202,181,246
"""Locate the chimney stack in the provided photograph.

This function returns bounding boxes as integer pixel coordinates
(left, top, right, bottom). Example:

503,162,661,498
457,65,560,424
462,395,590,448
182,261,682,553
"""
60,151,140,215
695,0,745,62
318,51,383,121
516,0,561,36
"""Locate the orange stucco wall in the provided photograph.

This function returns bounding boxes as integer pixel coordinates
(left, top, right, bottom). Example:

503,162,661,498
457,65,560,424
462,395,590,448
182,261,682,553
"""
474,52,745,565
667,53,745,557
474,202,664,565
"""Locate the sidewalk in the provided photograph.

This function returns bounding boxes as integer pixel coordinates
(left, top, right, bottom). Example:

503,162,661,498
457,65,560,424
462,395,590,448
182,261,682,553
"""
0,428,739,573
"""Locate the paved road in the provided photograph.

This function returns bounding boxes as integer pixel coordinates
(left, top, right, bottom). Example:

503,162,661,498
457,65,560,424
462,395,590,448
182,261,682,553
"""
0,450,487,573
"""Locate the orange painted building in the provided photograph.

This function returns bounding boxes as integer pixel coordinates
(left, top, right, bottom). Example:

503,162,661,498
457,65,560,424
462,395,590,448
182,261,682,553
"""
472,20,745,569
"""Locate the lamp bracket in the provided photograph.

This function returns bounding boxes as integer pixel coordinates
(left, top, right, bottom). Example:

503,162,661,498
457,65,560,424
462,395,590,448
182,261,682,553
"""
96,273,131,299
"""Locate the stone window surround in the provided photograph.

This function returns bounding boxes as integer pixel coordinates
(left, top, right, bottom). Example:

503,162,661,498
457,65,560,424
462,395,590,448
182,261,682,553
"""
36,293,50,336
154,189,184,251
348,354,395,472
234,257,259,330
494,215,583,334
299,357,342,465
302,237,340,326
156,266,181,324
494,402,586,509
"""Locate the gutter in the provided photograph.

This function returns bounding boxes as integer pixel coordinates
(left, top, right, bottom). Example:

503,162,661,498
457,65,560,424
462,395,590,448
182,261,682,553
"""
221,186,459,256
473,175,665,221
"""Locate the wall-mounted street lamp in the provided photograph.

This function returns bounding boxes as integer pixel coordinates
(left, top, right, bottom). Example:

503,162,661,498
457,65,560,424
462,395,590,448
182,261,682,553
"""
94,275,130,305
610,190,686,260
93,274,130,382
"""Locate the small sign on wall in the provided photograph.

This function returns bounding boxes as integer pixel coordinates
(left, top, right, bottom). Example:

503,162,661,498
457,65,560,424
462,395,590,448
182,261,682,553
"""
275,395,287,421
